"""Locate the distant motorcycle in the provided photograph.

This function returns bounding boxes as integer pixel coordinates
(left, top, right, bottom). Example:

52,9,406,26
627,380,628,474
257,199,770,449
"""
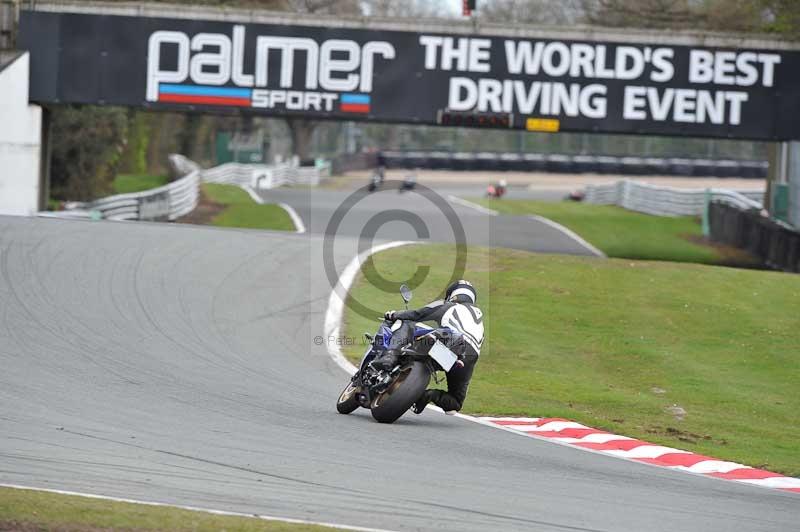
336,285,465,423
367,167,385,192
399,172,417,193
368,173,382,192
486,179,507,199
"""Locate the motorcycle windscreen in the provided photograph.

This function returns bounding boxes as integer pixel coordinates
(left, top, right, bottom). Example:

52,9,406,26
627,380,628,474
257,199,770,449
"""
429,340,458,372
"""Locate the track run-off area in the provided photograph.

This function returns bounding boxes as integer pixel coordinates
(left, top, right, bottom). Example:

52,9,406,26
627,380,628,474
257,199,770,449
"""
1,204,798,531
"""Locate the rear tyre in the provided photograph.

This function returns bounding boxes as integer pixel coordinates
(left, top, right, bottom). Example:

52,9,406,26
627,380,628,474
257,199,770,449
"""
336,381,360,414
370,362,431,424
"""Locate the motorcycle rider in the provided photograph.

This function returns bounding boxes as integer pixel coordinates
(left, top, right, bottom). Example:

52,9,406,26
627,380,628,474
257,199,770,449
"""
372,280,484,415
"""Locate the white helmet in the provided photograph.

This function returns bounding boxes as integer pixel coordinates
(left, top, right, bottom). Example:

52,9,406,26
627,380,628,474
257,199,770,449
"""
445,279,477,304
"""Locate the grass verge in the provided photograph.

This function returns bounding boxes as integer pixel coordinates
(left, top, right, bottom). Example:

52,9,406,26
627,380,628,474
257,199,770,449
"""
343,243,800,476
0,486,336,531
471,198,756,265
113,173,168,194
202,184,295,231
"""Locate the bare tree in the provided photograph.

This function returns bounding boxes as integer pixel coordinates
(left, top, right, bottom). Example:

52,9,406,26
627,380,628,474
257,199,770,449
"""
362,0,452,18
581,0,698,29
581,0,799,36
701,0,765,32
478,0,585,25
287,0,361,14
755,0,800,38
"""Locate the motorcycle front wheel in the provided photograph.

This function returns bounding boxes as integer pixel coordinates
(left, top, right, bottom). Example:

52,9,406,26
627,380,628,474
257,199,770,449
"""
370,361,431,424
336,380,360,414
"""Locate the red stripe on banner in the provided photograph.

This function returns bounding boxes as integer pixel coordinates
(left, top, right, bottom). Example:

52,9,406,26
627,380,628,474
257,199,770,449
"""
635,453,715,467
340,103,370,113
574,439,649,451
784,488,800,493
159,93,251,106
708,468,784,480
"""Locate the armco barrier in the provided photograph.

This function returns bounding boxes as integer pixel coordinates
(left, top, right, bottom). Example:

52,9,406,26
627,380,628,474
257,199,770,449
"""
709,201,800,272
584,180,764,217
41,154,329,221
49,164,200,221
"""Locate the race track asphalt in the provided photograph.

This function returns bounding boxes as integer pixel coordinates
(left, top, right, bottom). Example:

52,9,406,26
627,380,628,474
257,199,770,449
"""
257,185,594,255
1,215,798,531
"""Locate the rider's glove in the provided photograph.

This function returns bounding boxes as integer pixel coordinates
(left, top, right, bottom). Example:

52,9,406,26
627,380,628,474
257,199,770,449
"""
384,310,397,321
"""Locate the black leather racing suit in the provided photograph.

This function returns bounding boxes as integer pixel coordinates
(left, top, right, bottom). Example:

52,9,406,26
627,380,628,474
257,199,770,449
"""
389,299,484,412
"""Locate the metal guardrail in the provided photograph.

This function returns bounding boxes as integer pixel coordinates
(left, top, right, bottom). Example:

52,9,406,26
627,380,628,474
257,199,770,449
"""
198,157,330,188
40,154,330,221
48,163,199,221
584,180,764,217
709,201,800,272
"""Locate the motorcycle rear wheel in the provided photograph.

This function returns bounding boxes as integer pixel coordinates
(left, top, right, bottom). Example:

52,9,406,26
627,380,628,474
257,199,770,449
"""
336,380,360,414
370,362,431,424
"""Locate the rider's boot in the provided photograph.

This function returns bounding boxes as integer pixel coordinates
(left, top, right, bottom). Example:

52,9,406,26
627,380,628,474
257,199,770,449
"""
412,389,439,414
370,348,400,371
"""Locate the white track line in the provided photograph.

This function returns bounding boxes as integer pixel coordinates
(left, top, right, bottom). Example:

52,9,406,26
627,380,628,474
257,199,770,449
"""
323,241,416,375
242,185,306,234
242,184,265,204
446,195,605,257
0,484,394,532
279,203,306,234
526,214,606,257
446,195,499,216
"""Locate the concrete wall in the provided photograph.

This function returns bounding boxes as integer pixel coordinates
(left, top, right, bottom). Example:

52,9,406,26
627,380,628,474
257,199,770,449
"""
0,51,42,215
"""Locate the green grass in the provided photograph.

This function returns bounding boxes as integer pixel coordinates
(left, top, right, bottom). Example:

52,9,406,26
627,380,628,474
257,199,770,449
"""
203,183,295,231
113,173,168,194
471,198,741,264
343,243,800,475
0,486,335,531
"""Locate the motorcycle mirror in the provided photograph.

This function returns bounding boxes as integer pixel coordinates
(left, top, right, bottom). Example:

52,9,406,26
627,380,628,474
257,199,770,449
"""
399,284,412,305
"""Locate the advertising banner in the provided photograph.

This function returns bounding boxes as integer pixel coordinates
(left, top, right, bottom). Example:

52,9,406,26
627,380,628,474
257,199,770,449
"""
19,10,800,140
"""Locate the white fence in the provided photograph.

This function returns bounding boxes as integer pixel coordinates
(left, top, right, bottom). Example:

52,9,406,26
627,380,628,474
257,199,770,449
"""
583,180,764,216
198,157,329,188
40,154,330,221
43,161,200,221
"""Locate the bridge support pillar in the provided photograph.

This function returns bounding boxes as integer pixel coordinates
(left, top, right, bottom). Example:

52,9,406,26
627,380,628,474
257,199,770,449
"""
0,51,42,216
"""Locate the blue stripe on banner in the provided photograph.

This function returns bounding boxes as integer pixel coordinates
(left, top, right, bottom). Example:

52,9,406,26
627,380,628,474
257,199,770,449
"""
159,84,252,98
340,93,371,104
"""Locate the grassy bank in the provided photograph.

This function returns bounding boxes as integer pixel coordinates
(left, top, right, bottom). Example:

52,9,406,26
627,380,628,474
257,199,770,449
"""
110,174,295,231
203,184,295,231
113,173,168,194
471,198,754,265
0,487,334,531
343,243,800,475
